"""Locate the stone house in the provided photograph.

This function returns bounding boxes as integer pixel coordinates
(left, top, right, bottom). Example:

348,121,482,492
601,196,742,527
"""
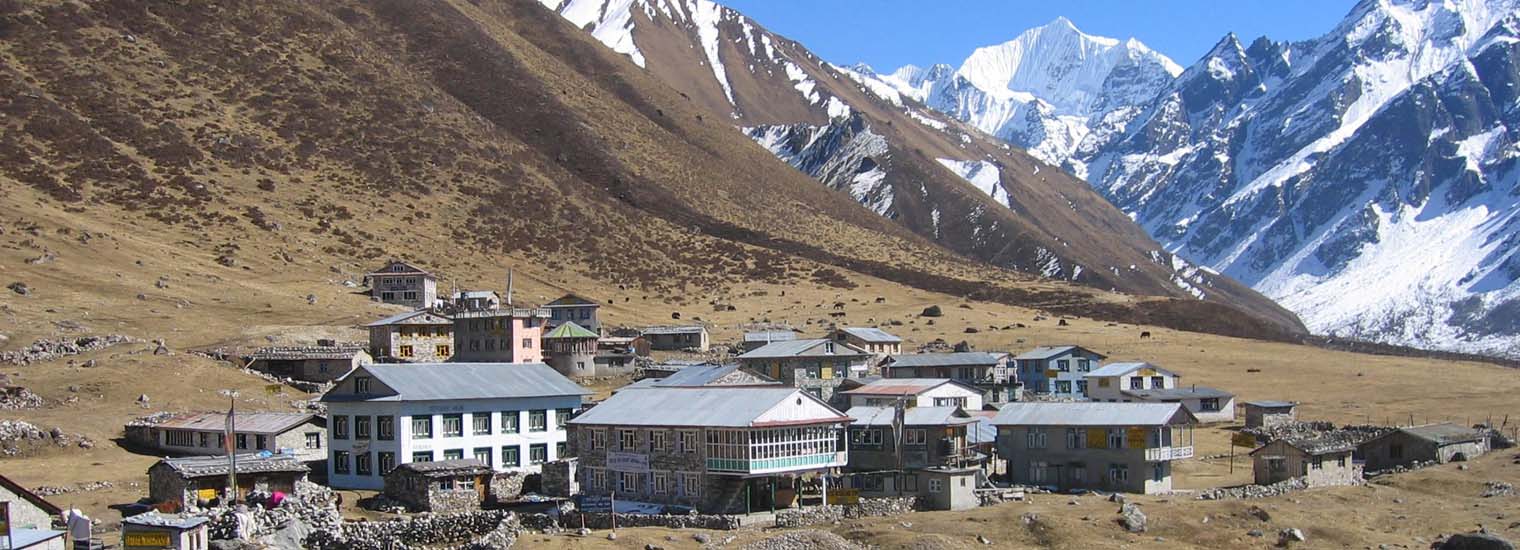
840,378,985,411
364,260,438,309
831,327,902,362
1251,436,1362,487
1116,386,1237,424
845,406,981,471
736,339,874,402
452,308,550,363
544,294,601,334
642,326,710,352
0,473,66,550
366,310,454,363
599,335,650,358
543,321,605,380
450,290,502,312
124,412,327,462
1244,401,1298,429
148,454,309,509
320,362,588,490
742,330,797,352
992,402,1196,494
250,341,372,383
383,459,494,513
120,512,210,550
1083,362,1179,400
1358,423,1492,471
1013,345,1106,398
568,386,850,514
880,352,1016,404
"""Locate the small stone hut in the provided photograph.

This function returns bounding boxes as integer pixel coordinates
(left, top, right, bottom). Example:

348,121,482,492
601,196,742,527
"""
1251,436,1362,487
148,454,309,509
121,512,210,550
383,459,493,513
1358,423,1491,471
1243,401,1297,429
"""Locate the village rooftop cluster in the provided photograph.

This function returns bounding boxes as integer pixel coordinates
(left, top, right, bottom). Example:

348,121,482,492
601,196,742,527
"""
2,260,1512,549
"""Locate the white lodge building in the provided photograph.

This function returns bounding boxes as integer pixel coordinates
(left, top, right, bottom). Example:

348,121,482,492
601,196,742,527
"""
320,363,589,490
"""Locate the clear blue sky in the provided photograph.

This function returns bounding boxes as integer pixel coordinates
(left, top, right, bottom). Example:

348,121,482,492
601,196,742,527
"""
721,0,1357,70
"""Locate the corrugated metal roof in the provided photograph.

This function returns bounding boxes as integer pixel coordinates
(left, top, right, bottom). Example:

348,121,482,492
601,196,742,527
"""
121,512,210,529
1399,423,1486,445
252,344,368,361
847,406,976,426
321,363,589,402
1122,387,1234,400
992,402,1193,426
641,325,707,335
157,454,309,478
544,321,598,339
365,260,433,277
839,327,901,343
1243,400,1296,408
635,364,778,388
546,294,599,307
840,378,975,396
147,412,318,435
885,352,1008,368
736,339,870,359
364,310,452,327
570,387,843,427
1012,345,1106,361
394,459,492,475
1088,361,1176,378
743,330,797,343
453,290,500,300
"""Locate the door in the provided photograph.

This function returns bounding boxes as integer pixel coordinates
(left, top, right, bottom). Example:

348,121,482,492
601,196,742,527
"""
475,475,488,502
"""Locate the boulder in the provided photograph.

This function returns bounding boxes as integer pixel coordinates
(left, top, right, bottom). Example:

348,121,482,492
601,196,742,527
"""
1434,533,1515,550
1118,503,1146,533
1279,528,1306,545
921,305,943,317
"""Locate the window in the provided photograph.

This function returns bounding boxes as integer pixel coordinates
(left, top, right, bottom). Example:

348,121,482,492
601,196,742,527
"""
530,444,548,465
474,447,493,467
1199,398,1220,412
1108,464,1129,483
255,434,268,450
237,434,249,450
590,468,606,490
556,441,566,459
1153,462,1166,482
436,345,451,357
403,291,418,301
1311,455,1324,470
851,428,883,446
820,366,833,380
442,414,464,437
618,472,639,493
681,473,701,496
333,415,349,439
530,410,547,432
199,432,210,448
1076,381,1088,396
590,428,606,450
933,397,966,407
1078,359,1091,372
302,432,321,449
903,475,918,492
1055,381,1072,394
355,416,371,439
653,472,669,494
412,451,433,463
1150,376,1164,389
1025,428,1047,449
355,453,372,476
1029,461,1050,483
679,430,697,452
1107,429,1125,449
555,408,573,429
411,416,432,439
399,345,414,358
522,338,533,349
650,430,667,452
473,413,492,435
381,292,395,301
378,416,394,440
502,446,521,467
443,449,464,460
1056,359,1070,372
1071,463,1086,482
928,478,943,493
501,411,520,433
1066,428,1086,449
166,430,194,447
620,429,638,450
379,452,395,474
905,429,926,446
333,451,350,474
1098,378,1111,388
1390,443,1403,459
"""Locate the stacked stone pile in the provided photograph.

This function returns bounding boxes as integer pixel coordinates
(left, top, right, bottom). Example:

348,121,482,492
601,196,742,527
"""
0,335,134,365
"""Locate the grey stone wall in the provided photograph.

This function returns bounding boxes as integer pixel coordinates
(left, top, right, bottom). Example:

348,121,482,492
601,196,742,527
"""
773,497,918,528
305,510,518,550
540,459,577,498
489,472,526,503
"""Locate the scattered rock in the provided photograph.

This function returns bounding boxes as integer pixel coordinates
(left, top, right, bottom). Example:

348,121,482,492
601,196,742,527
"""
977,535,992,545
921,305,943,317
1482,481,1514,498
1248,530,1264,537
153,340,170,355
305,294,318,305
693,533,710,544
0,335,134,366
1118,503,1146,533
1247,506,1272,522
644,544,664,550
7,282,30,296
1279,528,1306,545
1432,532,1514,550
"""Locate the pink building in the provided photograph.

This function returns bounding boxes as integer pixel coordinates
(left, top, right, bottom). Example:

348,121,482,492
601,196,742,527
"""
451,309,550,363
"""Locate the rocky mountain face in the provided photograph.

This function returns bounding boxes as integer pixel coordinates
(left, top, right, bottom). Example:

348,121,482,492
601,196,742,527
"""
1079,0,1520,357
540,0,1303,332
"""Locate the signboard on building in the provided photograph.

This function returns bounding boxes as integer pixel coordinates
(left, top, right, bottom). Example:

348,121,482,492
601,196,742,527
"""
606,452,650,473
578,495,612,512
1126,427,1148,449
1231,433,1257,448
124,530,173,549
827,488,859,505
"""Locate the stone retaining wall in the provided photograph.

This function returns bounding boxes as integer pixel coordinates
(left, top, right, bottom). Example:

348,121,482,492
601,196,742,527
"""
304,510,519,550
569,511,742,530
773,497,918,528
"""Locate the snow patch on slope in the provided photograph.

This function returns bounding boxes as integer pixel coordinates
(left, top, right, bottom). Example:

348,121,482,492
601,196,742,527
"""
936,158,1006,206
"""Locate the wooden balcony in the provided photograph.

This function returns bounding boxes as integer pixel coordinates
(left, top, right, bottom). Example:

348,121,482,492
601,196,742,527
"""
1144,446,1194,461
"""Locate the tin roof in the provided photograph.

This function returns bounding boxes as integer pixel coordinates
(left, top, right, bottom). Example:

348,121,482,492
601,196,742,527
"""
570,387,847,428
545,294,600,307
544,321,598,340
847,406,976,427
365,260,434,278
838,327,901,343
885,352,1008,368
453,290,501,300
1121,386,1234,401
122,512,210,530
1013,345,1105,360
1087,361,1177,378
137,412,319,435
321,363,590,402
252,343,368,361
839,378,978,397
992,402,1195,426
364,310,452,327
736,339,870,359
1243,400,1297,408
0,473,60,516
393,459,493,476
1397,423,1487,445
154,454,309,478
743,330,797,343
627,364,779,389
641,325,707,335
